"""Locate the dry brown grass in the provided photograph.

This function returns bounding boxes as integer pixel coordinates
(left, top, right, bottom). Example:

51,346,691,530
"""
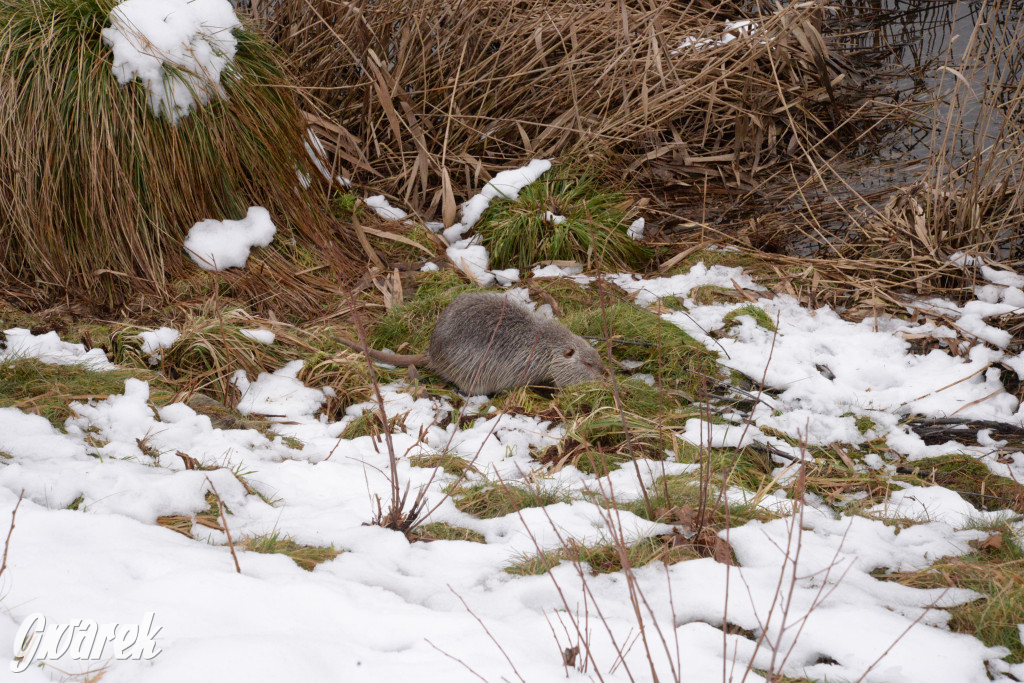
0,0,361,316
258,0,893,218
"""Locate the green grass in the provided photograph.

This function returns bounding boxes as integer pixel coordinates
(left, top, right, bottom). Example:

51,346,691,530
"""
332,191,359,219
241,532,342,571
563,302,720,394
0,358,176,428
569,450,635,477
450,482,573,519
559,410,692,469
722,305,776,332
506,535,696,576
523,277,610,318
475,172,652,271
556,377,693,416
409,523,486,543
368,269,480,352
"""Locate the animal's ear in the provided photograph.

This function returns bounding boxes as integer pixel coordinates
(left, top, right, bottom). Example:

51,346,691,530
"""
564,348,576,358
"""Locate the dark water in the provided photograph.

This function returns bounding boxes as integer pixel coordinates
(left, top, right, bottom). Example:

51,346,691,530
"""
838,0,1024,191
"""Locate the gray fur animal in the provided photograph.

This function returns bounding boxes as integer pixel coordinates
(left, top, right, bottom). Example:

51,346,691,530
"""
339,292,609,395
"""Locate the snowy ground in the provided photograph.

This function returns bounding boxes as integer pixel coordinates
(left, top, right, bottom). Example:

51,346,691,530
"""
2,253,1023,682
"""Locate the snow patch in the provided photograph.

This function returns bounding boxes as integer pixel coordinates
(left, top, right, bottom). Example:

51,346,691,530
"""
184,207,276,271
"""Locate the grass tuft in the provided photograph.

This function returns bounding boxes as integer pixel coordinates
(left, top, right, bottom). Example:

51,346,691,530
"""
408,523,486,543
450,482,573,519
722,305,776,332
475,172,652,271
0,0,358,311
241,532,342,571
506,535,696,576
409,454,477,477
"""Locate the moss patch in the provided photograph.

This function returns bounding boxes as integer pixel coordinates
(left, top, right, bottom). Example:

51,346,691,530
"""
563,303,719,394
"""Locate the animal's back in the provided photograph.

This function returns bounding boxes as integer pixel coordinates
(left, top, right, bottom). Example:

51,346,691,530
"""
428,292,551,394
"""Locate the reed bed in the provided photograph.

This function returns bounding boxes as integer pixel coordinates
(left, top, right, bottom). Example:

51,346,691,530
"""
261,0,897,216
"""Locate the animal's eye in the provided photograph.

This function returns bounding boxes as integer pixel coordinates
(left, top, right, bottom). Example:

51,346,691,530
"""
564,348,575,358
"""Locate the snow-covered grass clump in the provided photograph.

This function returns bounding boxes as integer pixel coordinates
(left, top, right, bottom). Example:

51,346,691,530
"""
184,206,277,271
452,158,552,240
102,0,241,122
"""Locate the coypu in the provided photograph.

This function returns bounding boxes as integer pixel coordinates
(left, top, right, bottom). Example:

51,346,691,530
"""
338,292,609,395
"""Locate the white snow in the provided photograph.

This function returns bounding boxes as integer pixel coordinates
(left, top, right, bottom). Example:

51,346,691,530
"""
490,267,520,286
610,262,763,306
543,211,566,225
532,263,584,277
5,246,1024,681
0,371,1013,681
240,328,276,345
610,262,1024,483
446,236,494,286
138,326,179,364
868,486,1015,527
102,0,240,122
184,206,277,271
364,195,408,221
627,216,646,240
459,159,552,230
1,328,114,370
675,19,758,52
232,360,325,418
